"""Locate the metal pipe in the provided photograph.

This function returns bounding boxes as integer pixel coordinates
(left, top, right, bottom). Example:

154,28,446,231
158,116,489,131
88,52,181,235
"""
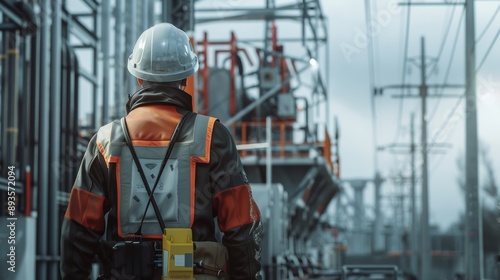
6,35,18,172
30,21,40,216
102,0,110,124
49,1,62,278
142,0,148,31
266,116,272,189
236,143,268,150
14,36,26,184
325,16,331,136
195,4,302,13
71,45,80,186
25,165,32,216
18,34,29,210
92,5,98,129
225,65,309,125
196,14,303,24
0,30,7,176
163,0,172,23
61,43,68,192
66,44,74,193
114,0,124,117
125,0,137,96
148,0,155,28
37,0,51,278
229,32,237,115
188,0,195,32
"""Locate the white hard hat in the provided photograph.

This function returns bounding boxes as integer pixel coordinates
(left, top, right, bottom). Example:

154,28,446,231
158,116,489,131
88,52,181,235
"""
127,23,199,82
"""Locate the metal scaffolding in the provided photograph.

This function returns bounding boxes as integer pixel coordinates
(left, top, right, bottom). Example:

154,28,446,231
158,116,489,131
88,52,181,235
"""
0,1,336,279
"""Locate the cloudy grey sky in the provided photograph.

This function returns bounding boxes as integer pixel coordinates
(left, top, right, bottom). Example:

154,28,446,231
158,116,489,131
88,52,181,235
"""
325,0,500,230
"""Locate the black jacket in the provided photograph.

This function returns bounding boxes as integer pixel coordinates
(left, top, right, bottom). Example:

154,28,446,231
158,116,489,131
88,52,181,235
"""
60,85,263,279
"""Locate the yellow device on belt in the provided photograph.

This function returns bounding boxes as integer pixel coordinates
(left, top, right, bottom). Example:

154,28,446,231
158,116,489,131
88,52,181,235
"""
162,228,195,279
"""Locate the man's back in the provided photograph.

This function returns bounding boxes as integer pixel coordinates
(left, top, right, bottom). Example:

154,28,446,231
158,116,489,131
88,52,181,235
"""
61,84,263,279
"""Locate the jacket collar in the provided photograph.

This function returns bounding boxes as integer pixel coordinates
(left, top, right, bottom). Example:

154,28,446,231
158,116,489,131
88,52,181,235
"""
126,85,193,113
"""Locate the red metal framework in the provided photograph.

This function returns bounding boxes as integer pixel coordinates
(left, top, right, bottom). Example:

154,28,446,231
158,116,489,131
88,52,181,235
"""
196,32,253,116
194,26,338,175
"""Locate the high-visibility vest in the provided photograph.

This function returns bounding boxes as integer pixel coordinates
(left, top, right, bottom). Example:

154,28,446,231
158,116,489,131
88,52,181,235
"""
97,114,216,238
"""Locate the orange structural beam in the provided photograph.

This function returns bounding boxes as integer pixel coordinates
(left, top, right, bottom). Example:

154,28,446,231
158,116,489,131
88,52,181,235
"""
324,128,333,172
241,122,247,157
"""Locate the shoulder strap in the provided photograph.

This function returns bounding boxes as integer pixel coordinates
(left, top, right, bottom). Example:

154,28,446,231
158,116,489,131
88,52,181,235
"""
120,111,193,234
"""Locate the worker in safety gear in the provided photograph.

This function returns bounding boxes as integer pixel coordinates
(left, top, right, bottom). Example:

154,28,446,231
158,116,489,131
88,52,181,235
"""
60,22,263,279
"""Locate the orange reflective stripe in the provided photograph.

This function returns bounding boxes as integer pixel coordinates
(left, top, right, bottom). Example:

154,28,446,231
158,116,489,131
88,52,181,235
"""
131,140,171,147
192,117,216,164
189,117,217,227
188,116,217,227
97,142,110,168
65,187,106,232
205,117,217,163
203,117,217,162
213,185,261,232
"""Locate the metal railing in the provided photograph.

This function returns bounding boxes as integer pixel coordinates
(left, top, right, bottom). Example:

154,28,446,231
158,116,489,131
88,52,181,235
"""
229,120,334,172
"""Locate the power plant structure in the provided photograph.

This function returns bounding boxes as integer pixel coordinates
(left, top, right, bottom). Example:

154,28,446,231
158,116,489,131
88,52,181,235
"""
0,0,496,279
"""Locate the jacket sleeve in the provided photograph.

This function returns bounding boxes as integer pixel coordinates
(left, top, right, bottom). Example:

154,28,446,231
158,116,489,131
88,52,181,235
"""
210,121,263,280
60,134,109,280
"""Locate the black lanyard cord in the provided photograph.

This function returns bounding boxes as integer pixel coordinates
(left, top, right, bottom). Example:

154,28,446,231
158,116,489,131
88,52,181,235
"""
121,111,192,235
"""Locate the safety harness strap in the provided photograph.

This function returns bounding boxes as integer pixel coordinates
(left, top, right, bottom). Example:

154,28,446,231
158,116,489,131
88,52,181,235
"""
120,111,192,234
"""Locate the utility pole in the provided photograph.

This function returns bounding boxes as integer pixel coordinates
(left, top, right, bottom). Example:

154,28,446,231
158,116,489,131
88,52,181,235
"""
373,172,384,253
375,35,461,278
410,113,417,275
419,37,430,280
464,0,483,278
395,2,483,278
377,112,450,277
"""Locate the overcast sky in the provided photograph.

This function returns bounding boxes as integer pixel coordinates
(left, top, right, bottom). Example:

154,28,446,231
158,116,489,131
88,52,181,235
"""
325,0,500,231
193,0,500,231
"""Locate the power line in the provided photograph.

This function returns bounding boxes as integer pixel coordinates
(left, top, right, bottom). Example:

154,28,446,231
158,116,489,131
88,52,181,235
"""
475,3,500,44
428,3,500,158
411,3,499,173
364,0,379,170
428,7,465,123
392,0,412,144
372,0,381,89
477,20,500,70
422,26,497,171
414,0,461,120
426,0,459,79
